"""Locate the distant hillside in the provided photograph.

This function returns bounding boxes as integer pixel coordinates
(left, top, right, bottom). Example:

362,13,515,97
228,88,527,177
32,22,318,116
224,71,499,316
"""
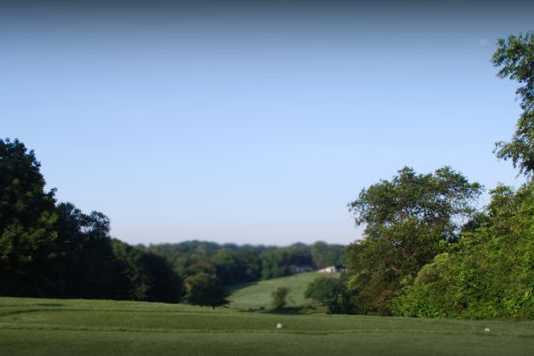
228,272,325,311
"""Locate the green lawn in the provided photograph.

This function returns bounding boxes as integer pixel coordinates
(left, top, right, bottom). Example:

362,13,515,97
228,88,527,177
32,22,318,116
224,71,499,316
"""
228,272,323,310
1,297,534,355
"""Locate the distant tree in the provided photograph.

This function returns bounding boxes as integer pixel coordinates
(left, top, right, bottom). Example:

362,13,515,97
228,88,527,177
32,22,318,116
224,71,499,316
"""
184,272,227,308
305,276,354,314
0,138,58,296
311,241,345,269
493,32,534,176
261,249,289,279
346,167,481,314
212,249,261,285
271,286,290,311
146,241,345,287
112,240,183,302
286,243,313,267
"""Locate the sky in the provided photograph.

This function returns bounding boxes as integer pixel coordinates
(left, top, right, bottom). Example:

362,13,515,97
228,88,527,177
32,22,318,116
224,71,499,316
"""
1,1,533,245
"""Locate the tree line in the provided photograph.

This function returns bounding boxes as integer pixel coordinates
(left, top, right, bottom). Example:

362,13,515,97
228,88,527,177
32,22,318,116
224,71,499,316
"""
0,143,183,302
0,143,343,306
144,240,344,285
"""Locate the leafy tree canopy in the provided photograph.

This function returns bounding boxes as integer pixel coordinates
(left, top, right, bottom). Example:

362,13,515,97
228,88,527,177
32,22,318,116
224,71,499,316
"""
346,167,481,314
393,181,534,319
184,272,227,308
493,32,534,175
305,276,354,314
349,166,482,241
0,138,58,296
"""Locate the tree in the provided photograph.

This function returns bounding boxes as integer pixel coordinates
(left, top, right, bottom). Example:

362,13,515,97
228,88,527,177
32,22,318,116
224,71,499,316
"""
112,240,183,303
311,241,345,269
0,138,58,296
53,202,131,299
271,286,290,311
393,182,534,319
349,166,482,242
346,167,481,314
184,272,227,308
286,243,313,267
260,249,289,279
1,138,182,302
136,252,183,302
305,276,353,314
493,32,534,176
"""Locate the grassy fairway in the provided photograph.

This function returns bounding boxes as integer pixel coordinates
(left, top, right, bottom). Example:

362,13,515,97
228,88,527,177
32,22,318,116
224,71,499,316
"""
1,297,534,355
228,272,322,310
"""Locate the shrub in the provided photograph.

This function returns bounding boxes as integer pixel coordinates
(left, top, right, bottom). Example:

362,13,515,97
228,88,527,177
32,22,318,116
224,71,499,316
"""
271,287,290,310
305,276,352,313
393,183,534,319
184,272,227,308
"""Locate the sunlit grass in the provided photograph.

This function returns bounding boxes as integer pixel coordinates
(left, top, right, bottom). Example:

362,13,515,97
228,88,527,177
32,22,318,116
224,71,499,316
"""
1,297,534,355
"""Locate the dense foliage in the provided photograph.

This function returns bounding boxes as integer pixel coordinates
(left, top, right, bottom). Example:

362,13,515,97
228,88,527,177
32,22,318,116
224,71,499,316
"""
0,139,59,296
305,275,355,314
387,32,534,319
184,272,227,308
340,32,534,319
112,240,183,302
393,183,534,318
494,33,534,176
345,167,482,314
0,139,181,302
144,241,344,287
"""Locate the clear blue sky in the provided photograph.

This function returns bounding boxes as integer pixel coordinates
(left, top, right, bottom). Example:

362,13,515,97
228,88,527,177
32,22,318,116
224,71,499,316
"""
1,2,532,245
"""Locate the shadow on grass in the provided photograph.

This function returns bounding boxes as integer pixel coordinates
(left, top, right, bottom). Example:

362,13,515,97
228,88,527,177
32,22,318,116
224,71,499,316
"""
239,305,321,315
34,303,64,307
266,306,307,315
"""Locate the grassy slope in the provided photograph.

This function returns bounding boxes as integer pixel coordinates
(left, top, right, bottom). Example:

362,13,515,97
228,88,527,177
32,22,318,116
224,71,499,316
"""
228,272,321,310
2,297,534,355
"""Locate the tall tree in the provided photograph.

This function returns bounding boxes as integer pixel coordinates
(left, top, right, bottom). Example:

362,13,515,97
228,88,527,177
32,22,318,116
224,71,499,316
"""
0,138,58,296
493,32,534,175
112,240,183,302
53,202,131,299
346,167,481,314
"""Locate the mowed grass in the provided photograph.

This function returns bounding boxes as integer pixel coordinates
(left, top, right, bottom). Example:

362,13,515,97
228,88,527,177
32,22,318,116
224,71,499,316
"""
228,272,322,310
2,297,534,355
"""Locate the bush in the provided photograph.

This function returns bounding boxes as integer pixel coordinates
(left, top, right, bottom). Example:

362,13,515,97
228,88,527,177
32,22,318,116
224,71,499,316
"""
305,276,355,314
184,273,227,308
271,287,290,310
393,183,534,319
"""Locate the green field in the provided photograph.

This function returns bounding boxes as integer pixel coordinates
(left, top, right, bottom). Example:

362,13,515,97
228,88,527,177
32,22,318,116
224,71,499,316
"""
228,272,321,310
2,297,534,355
